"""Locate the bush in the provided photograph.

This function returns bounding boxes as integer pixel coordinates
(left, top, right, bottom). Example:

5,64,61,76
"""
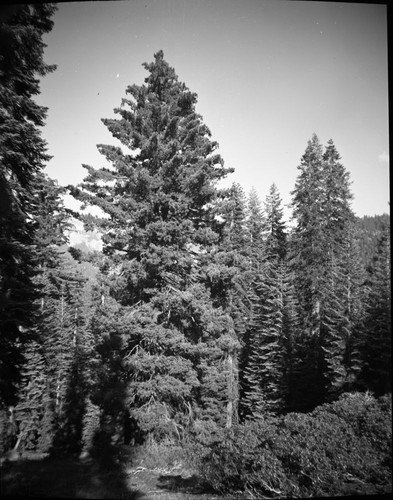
188,417,298,497
273,410,382,495
317,392,392,462
189,392,392,497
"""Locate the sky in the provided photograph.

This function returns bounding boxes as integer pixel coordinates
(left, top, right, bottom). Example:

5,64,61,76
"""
35,0,389,220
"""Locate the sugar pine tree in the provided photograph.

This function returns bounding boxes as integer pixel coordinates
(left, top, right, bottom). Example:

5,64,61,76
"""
71,51,238,441
0,3,57,409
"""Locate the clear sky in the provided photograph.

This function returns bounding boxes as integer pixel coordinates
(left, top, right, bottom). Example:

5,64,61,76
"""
35,0,389,219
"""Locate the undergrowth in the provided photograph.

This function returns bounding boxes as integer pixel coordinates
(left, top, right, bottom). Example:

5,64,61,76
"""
185,392,392,498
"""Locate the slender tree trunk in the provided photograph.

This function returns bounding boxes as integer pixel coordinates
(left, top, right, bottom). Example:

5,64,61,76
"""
226,353,233,428
60,282,64,328
73,303,78,347
226,352,238,428
55,376,62,416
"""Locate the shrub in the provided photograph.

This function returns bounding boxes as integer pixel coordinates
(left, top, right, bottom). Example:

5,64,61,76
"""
189,392,392,497
317,392,392,462
189,417,299,497
273,409,383,496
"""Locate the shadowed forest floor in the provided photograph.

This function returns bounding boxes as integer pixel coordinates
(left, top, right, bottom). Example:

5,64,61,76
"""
1,449,391,499
0,451,222,499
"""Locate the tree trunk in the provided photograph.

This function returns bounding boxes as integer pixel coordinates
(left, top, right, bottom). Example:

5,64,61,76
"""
226,353,238,428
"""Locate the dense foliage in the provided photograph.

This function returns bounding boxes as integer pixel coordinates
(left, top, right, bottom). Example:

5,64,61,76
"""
0,3,57,406
192,392,391,498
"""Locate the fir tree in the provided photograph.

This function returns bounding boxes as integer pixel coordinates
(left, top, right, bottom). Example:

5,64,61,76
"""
319,140,355,396
246,188,264,265
0,3,57,408
6,171,99,456
263,183,287,260
71,51,238,441
209,183,251,426
289,135,356,408
241,185,288,418
354,214,391,270
361,223,391,395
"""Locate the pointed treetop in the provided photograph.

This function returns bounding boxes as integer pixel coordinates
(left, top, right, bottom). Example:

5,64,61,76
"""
301,133,323,168
248,187,263,218
142,50,185,101
264,183,284,218
323,139,342,163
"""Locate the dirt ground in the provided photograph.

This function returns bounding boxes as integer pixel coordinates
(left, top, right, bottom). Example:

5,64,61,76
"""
0,453,225,499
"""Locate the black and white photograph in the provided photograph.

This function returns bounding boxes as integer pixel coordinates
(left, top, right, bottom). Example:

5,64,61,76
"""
0,0,390,498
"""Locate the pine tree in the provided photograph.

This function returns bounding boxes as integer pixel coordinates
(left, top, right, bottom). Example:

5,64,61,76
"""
71,51,238,442
0,3,57,408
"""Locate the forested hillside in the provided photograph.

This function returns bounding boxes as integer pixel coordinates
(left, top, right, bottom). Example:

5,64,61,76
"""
355,213,390,269
0,5,391,498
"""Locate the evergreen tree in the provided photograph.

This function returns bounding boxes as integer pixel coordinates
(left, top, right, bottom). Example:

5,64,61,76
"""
71,51,238,441
0,3,57,407
290,134,326,342
319,140,355,396
11,174,96,456
361,223,391,395
354,214,390,270
263,183,287,260
241,185,288,418
246,188,264,265
237,188,263,419
289,134,356,408
207,183,251,426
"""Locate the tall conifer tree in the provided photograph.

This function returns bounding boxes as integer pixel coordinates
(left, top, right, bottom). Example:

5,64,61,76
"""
71,51,238,441
289,134,356,408
361,223,391,394
241,185,288,418
0,3,56,420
